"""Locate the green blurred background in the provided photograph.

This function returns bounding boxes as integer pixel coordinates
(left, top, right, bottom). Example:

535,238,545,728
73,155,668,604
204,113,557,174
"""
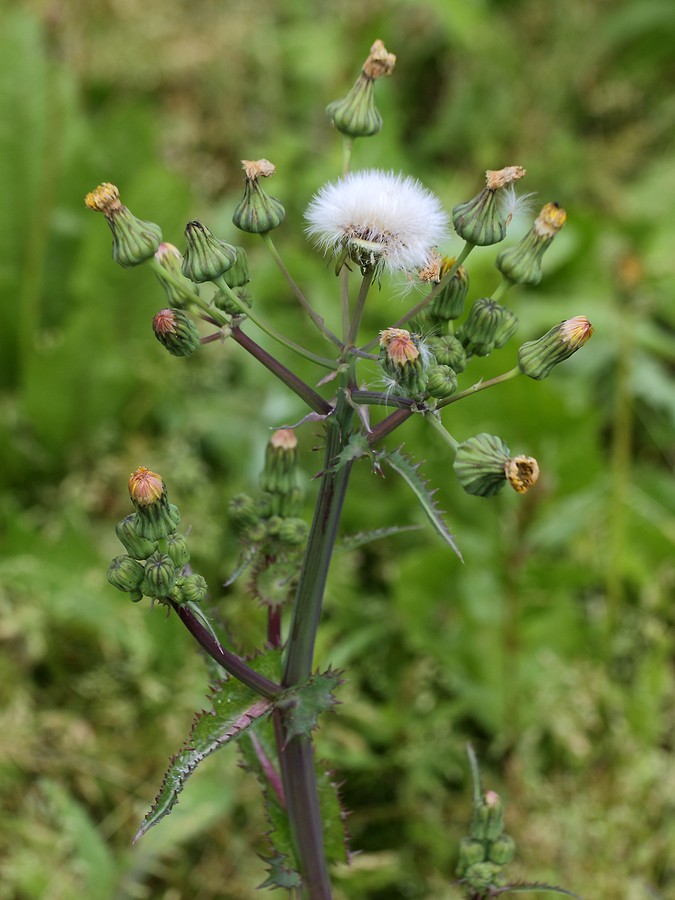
1,0,674,897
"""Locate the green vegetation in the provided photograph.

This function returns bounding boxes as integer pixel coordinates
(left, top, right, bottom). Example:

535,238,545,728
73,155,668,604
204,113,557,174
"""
1,1,674,897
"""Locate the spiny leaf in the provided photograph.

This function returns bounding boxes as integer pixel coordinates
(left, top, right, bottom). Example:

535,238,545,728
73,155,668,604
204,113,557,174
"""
378,446,463,560
490,882,583,897
258,852,303,890
331,432,372,472
280,669,343,744
316,762,350,866
335,524,422,555
134,649,282,841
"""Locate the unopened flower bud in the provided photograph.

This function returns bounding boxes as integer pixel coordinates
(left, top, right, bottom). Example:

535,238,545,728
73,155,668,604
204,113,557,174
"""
454,434,511,498
175,573,208,604
141,551,176,599
457,298,507,357
505,456,539,494
456,837,487,877
255,561,295,608
128,467,180,540
166,533,191,567
487,833,516,865
426,364,458,399
518,316,593,380
464,861,501,891
232,159,285,234
229,493,260,531
107,555,145,593
213,248,252,314
427,335,467,373
277,517,309,546
427,257,470,321
115,513,157,559
274,486,305,518
379,327,429,395
492,307,519,348
484,791,505,841
496,202,567,285
260,429,299,495
452,166,526,246
326,39,396,138
154,243,198,308
153,308,201,357
182,220,237,283
85,182,162,267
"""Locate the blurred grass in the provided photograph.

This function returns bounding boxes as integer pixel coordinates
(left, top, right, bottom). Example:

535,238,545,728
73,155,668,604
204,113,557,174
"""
1,0,674,897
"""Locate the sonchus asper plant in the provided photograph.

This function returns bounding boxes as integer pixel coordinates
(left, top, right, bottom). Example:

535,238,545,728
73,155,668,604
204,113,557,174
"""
88,38,591,900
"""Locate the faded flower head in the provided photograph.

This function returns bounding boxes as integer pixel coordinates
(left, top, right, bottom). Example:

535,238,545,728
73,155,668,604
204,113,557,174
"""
305,170,449,275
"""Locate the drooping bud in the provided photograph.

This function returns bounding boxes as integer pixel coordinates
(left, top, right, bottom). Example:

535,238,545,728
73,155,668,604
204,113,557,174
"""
379,327,429,395
260,429,299,495
505,456,539,494
426,364,458,399
518,316,593,380
154,242,198,308
496,202,567,285
182,220,237,283
141,551,177,599
457,298,507,357
128,466,180,540
165,533,191,567
115,514,157,560
487,833,516,865
427,256,470,321
107,555,145,594
427,335,467,373
453,434,512,498
326,39,396,138
232,159,286,234
456,837,487,878
84,182,162,267
174,573,208,604
452,166,526,246
153,308,201,357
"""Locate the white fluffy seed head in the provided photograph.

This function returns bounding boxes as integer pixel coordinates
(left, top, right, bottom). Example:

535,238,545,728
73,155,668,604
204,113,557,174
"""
305,170,449,274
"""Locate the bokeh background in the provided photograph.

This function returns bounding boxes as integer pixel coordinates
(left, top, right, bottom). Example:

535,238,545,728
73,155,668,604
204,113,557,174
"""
1,0,674,897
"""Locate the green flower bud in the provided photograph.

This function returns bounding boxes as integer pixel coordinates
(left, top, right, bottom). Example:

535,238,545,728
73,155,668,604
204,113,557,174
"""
463,861,501,891
277,517,309,546
229,493,261,531
245,521,269,543
153,308,201,357
165,533,190,567
213,249,252,314
456,837,487,877
232,159,285,234
260,429,299,495
175,573,208,604
452,166,526,246
457,298,506,357
115,513,157,559
85,183,162,267
496,202,566,286
128,467,180,540
326,40,396,138
426,364,458,399
427,256,470,321
492,306,519,349
265,515,284,537
141,551,176,598
255,561,295,608
154,242,198,308
273,486,304,518
182,220,237,283
427,335,467,373
518,316,593,380
454,434,511,498
484,790,505,841
379,328,430,396
107,554,145,593
487,833,516,865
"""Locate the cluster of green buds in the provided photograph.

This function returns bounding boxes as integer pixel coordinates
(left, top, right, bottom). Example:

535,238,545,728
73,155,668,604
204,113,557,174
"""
456,789,516,892
107,467,207,605
326,39,396,138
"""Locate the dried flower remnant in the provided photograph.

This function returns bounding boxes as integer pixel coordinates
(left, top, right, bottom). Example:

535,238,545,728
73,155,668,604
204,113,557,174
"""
453,166,527,246
306,169,449,275
505,456,540,494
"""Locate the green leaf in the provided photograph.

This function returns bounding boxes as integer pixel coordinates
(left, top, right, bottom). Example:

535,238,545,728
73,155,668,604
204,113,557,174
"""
316,763,350,866
335,524,422,555
134,649,282,841
331,432,373,472
280,669,343,743
378,446,463,560
491,883,582,897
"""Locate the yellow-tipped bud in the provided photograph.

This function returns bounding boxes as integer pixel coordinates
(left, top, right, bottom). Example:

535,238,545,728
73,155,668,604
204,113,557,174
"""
85,182,162,267
518,316,593,380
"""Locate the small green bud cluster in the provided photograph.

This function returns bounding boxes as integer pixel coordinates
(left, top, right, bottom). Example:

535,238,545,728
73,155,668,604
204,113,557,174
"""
107,467,208,606
456,790,516,891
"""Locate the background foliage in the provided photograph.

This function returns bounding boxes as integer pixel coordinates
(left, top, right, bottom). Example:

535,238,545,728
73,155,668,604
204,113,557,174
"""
1,0,674,897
